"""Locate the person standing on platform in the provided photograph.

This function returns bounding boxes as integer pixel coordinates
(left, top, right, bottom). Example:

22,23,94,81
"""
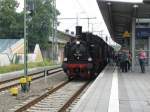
118,52,122,68
127,51,132,71
120,49,129,72
138,49,146,73
114,53,119,66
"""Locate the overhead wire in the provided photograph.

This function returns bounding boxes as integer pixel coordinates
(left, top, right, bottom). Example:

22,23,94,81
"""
73,0,88,17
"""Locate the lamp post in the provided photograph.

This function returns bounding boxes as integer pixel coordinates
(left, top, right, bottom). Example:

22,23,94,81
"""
24,0,28,76
19,0,28,93
52,0,57,64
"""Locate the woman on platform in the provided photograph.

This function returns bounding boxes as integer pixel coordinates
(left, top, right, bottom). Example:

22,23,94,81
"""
138,49,147,73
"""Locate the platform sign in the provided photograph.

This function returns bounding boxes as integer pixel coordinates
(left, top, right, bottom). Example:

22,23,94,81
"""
123,31,130,38
136,28,150,39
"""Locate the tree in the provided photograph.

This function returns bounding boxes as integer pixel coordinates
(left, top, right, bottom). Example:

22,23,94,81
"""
0,0,59,50
27,0,59,51
0,0,23,38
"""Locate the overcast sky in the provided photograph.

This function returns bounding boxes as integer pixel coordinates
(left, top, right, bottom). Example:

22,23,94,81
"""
56,0,143,34
17,0,110,39
17,0,144,45
56,0,110,38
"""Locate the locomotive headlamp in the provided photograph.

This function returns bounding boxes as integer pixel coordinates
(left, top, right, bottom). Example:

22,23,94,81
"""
88,57,92,61
64,57,67,61
76,41,80,45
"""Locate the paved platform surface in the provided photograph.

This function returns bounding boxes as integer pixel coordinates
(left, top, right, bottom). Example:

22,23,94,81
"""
72,65,150,112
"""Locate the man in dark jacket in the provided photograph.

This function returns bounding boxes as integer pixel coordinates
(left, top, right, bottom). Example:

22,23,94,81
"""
120,50,129,72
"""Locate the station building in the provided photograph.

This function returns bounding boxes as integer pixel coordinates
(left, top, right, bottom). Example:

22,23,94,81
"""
97,0,150,70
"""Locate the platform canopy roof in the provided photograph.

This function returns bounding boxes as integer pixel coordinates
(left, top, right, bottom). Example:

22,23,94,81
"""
97,0,150,44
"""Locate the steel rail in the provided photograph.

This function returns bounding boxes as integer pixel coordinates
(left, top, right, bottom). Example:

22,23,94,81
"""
0,67,62,92
14,80,90,112
15,80,69,112
58,81,90,112
58,66,115,112
0,66,61,84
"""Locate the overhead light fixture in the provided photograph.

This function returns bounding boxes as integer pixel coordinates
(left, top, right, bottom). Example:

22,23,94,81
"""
133,4,139,8
105,0,143,3
107,2,111,5
143,0,150,4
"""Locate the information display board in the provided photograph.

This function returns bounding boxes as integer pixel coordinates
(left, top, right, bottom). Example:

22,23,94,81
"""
136,28,150,39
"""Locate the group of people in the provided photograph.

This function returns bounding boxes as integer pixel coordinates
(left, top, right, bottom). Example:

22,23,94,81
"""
116,49,131,72
115,48,147,73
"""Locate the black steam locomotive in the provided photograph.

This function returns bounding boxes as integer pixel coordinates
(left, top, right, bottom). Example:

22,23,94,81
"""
62,26,114,79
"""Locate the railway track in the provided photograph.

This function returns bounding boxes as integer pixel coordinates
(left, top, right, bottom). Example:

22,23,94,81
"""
0,67,62,92
12,80,90,112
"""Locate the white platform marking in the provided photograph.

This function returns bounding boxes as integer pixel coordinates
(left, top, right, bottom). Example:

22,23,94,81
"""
108,69,119,112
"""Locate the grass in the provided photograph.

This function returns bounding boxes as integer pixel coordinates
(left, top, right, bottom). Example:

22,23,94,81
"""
0,60,60,74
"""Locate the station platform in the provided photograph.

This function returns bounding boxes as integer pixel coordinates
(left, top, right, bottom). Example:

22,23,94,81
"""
71,65,150,112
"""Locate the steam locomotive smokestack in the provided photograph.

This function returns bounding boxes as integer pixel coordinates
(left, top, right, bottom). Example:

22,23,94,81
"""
76,26,82,38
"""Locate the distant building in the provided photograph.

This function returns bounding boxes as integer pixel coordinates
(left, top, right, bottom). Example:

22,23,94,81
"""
0,39,43,66
0,30,74,66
